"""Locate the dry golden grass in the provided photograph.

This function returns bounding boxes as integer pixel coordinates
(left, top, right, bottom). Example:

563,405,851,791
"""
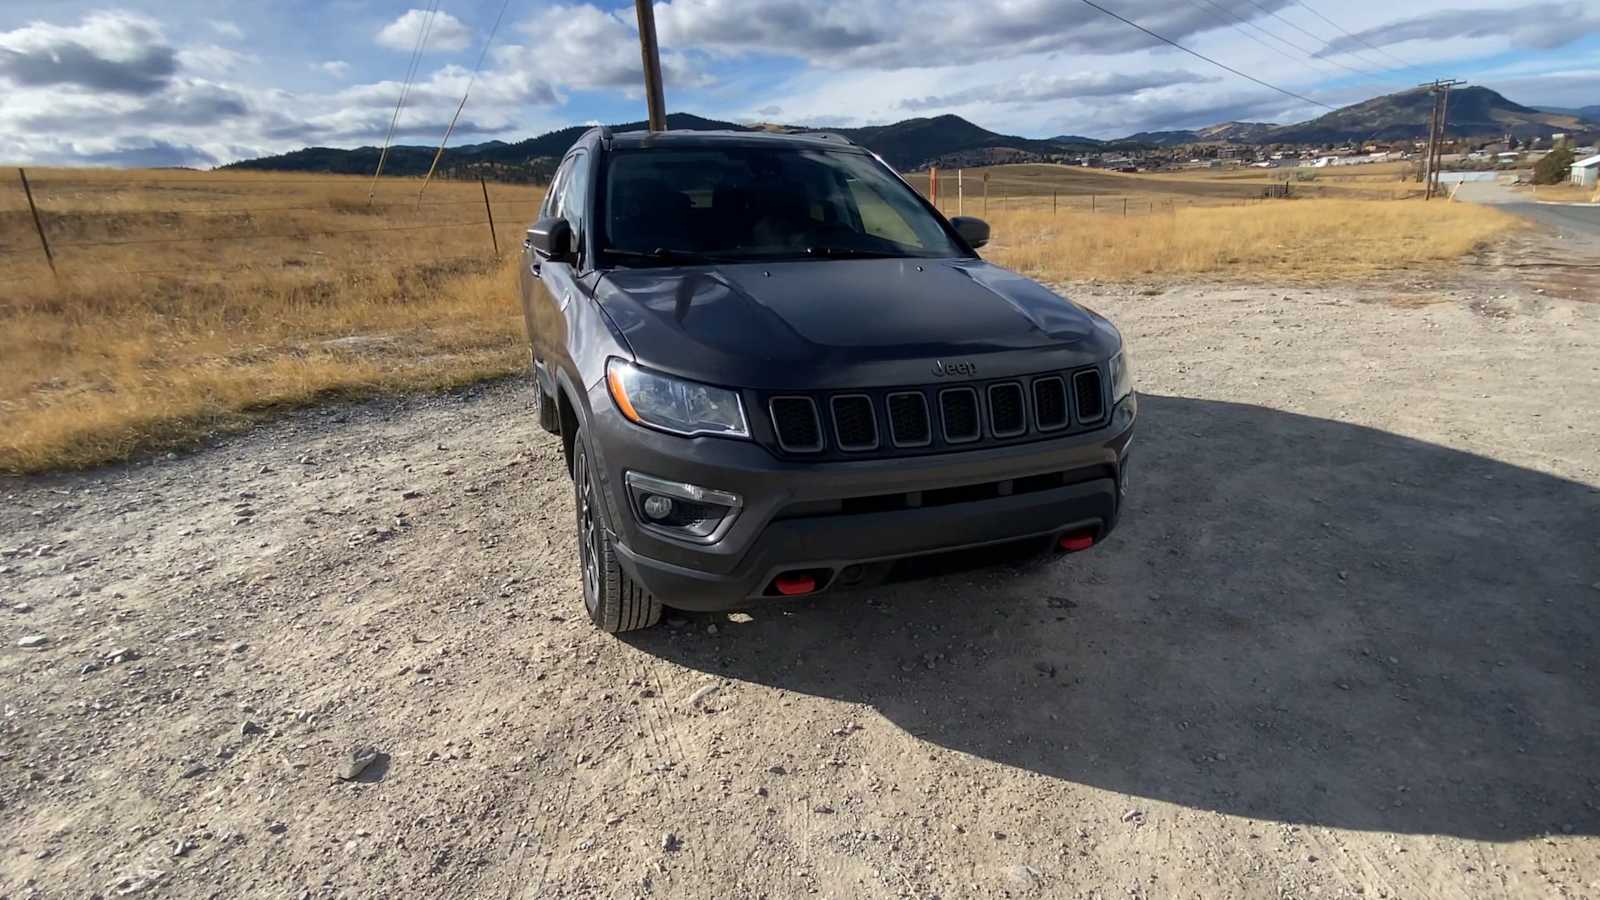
981,198,1518,282
1,169,1516,474
1517,183,1600,203
2,170,538,473
906,161,1428,211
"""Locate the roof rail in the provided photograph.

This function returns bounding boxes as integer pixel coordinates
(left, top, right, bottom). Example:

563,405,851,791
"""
798,131,854,145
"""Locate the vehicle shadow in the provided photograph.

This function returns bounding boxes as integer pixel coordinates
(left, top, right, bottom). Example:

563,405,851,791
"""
626,394,1600,840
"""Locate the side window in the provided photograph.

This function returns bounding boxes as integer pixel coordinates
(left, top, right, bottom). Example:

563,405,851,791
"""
540,157,572,220
556,150,588,236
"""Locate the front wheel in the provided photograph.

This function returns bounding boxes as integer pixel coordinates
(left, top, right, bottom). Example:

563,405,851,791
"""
572,432,661,633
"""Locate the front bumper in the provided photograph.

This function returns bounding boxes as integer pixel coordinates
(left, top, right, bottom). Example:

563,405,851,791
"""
585,384,1136,611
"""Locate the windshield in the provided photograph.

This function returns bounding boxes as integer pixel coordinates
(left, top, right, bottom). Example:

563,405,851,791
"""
598,145,965,266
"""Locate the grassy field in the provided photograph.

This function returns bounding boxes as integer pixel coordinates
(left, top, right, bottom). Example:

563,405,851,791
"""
1,167,1515,473
1517,183,1600,203
1,170,538,473
905,160,1426,213
981,199,1514,281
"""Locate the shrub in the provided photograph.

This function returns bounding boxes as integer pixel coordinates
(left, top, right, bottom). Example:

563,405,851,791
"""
1533,144,1575,185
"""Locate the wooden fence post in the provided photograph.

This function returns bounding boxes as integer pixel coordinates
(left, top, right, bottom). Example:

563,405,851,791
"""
957,169,963,216
1090,193,1096,213
479,176,499,257
17,168,58,279
1052,190,1057,214
1122,197,1127,217
983,173,989,215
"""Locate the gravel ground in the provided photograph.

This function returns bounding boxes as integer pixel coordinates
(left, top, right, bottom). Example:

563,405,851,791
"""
3,259,1598,899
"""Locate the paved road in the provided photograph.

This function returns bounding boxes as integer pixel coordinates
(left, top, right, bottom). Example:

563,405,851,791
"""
1453,181,1600,238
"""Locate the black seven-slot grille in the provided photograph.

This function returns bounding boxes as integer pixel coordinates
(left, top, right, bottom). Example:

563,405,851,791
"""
760,365,1109,459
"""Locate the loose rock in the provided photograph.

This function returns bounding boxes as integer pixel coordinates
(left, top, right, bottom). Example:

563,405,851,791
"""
337,745,383,781
18,634,48,648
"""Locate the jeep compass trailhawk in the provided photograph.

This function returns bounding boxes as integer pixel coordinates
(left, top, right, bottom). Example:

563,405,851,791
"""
520,127,1135,632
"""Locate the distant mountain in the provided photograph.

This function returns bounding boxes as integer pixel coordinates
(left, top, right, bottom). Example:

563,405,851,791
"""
1539,105,1600,122
223,112,747,181
225,111,1110,177
1263,86,1594,143
821,114,1100,168
220,87,1596,181
1115,89,1597,147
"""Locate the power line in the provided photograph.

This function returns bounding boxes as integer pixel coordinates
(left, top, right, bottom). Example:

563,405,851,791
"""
369,0,445,201
1191,0,1384,87
1294,1,1417,71
1073,0,1336,110
1234,0,1396,78
52,218,497,249
1225,0,1395,82
418,0,516,201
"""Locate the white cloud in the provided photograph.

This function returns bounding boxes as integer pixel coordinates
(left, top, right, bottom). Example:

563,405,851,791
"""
208,20,243,40
376,9,473,53
318,60,351,78
0,11,177,94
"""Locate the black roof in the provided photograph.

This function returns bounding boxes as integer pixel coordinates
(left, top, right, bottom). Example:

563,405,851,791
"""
594,128,860,152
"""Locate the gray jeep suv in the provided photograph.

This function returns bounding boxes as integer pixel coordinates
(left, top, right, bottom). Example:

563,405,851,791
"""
520,126,1135,632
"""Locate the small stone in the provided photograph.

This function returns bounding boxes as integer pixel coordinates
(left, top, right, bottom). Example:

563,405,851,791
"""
1006,864,1041,888
12,602,32,613
705,624,719,636
179,763,209,779
1121,809,1142,823
106,647,140,663
755,786,768,797
666,617,688,628
240,720,265,737
230,642,248,654
687,684,720,708
767,764,786,775
18,634,48,648
337,745,382,781
401,489,423,499
265,822,287,835
661,832,681,852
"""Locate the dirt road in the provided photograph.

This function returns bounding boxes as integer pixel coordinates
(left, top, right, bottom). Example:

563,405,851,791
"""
3,269,1598,899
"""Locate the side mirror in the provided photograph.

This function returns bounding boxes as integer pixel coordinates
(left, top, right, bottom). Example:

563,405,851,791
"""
950,216,990,249
526,217,574,262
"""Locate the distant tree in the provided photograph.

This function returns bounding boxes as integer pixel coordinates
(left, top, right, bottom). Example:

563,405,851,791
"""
1534,143,1576,185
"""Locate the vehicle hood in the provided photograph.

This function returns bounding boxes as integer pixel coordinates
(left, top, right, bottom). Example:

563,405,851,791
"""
595,258,1120,390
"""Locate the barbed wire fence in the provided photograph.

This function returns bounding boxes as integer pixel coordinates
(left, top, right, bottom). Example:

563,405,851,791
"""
1,169,541,286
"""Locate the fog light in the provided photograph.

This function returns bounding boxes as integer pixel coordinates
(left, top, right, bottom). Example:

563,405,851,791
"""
624,471,743,544
642,494,674,520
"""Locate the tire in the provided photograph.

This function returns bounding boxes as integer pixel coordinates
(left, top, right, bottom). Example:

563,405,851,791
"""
532,355,560,435
571,431,661,633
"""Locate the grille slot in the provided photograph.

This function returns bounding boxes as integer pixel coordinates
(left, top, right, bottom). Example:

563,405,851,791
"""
1073,369,1105,423
1033,376,1068,431
769,396,823,452
939,388,981,443
830,394,879,451
886,392,931,447
987,382,1026,438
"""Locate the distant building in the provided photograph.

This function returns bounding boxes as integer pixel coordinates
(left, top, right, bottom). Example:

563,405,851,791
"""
1572,154,1600,189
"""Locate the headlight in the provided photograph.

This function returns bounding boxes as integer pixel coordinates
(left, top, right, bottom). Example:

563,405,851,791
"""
606,359,749,439
1109,349,1134,404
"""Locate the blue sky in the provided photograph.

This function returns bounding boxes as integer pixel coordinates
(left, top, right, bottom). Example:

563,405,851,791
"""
2,0,1597,166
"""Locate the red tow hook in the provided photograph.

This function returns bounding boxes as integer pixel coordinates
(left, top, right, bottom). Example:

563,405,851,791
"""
1058,530,1097,552
773,573,818,596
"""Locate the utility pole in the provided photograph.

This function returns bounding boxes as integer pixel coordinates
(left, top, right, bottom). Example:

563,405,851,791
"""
634,0,668,131
1419,79,1464,200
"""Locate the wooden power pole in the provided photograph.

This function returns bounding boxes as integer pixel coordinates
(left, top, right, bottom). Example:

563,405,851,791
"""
634,0,668,131
1420,79,1465,200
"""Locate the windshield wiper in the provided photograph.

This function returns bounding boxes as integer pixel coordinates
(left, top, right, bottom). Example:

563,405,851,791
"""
603,247,738,265
803,246,909,260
